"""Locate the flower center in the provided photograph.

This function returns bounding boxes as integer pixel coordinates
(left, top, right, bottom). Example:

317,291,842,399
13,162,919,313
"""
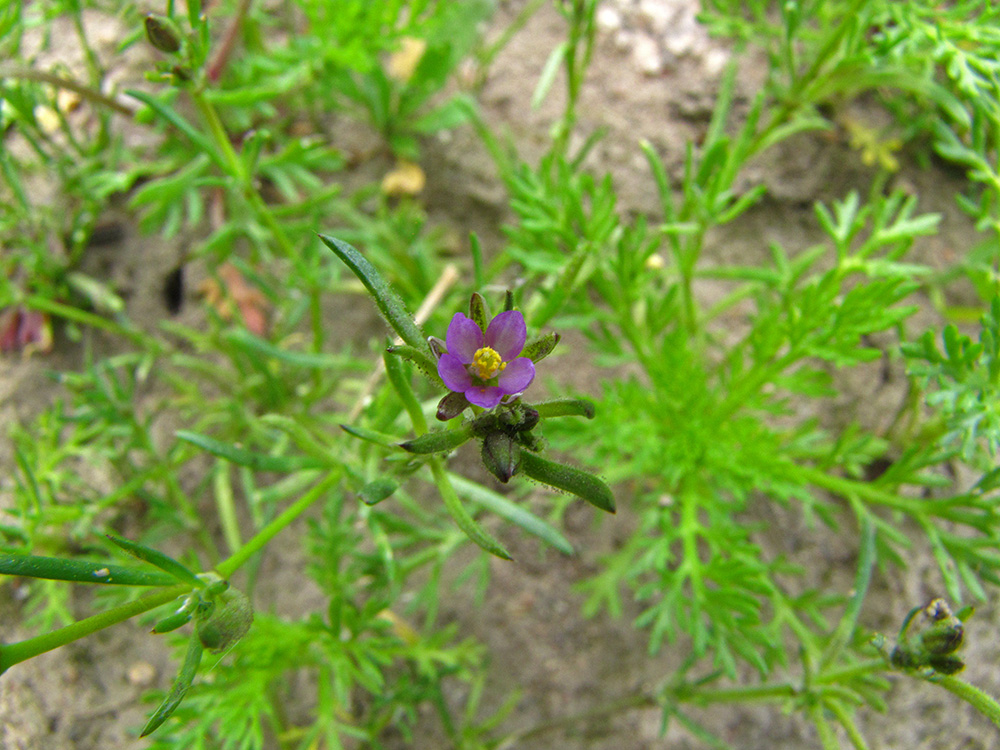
471,347,505,380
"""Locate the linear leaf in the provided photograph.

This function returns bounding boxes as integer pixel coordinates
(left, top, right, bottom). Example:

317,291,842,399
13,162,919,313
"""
176,430,329,472
106,535,204,589
140,634,203,736
0,553,176,586
318,234,430,356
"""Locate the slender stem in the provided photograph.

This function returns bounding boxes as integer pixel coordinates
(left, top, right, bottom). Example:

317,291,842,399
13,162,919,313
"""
808,702,841,750
216,471,340,578
25,295,159,353
0,585,185,675
189,89,298,261
0,65,134,116
929,674,1000,730
679,682,796,705
497,693,656,749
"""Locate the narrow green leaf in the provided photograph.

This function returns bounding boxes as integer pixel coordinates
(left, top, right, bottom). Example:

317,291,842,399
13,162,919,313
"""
384,348,429,434
529,397,595,419
140,634,203,737
340,423,402,448
385,344,444,387
107,535,204,589
820,515,875,670
532,41,567,109
399,425,474,454
176,430,329,472
126,89,224,170
223,329,344,369
0,553,176,587
318,235,430,356
449,473,574,555
519,451,615,513
430,457,511,560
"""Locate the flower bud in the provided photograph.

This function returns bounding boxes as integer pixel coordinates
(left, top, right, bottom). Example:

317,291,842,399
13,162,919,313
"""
144,15,182,54
922,621,964,654
927,654,965,675
196,588,253,653
152,610,193,634
482,432,521,483
436,390,469,421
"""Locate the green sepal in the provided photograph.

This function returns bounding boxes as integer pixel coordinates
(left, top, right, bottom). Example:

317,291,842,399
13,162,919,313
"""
106,535,205,588
503,290,515,312
318,235,430,357
196,587,253,653
0,553,177,587
519,451,615,513
529,397,595,420
359,478,398,505
386,344,444,386
522,332,560,363
399,425,473,454
140,634,203,737
469,292,490,332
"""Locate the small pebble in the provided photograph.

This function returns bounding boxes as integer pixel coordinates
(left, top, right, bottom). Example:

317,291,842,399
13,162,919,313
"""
127,661,156,687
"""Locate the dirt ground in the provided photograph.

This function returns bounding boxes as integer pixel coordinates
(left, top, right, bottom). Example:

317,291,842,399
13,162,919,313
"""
3,1,1000,748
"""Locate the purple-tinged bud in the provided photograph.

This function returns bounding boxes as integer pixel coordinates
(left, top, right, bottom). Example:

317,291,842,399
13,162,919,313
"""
482,432,521,483
436,391,470,421
145,15,182,54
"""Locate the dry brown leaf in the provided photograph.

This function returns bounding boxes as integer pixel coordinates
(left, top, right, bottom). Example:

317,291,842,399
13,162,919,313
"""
198,263,269,336
381,160,426,196
386,37,426,82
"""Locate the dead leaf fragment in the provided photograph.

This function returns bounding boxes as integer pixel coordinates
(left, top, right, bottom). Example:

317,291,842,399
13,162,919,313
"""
0,307,53,357
199,263,269,336
387,37,427,82
381,160,426,196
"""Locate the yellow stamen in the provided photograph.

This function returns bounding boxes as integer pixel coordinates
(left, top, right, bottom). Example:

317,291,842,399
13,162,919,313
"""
472,347,506,380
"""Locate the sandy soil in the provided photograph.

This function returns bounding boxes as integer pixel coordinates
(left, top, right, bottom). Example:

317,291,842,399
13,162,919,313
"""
2,2,999,749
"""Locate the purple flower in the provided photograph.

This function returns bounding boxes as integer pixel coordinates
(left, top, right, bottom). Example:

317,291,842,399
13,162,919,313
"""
437,310,535,409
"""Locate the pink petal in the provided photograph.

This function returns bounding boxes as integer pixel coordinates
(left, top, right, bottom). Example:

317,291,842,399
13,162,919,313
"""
486,311,526,360
445,313,483,364
437,353,473,391
464,385,504,409
498,357,535,395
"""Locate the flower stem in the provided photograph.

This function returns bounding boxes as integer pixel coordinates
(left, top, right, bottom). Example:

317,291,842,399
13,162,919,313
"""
216,471,340,579
928,673,1000,730
0,472,340,674
0,585,185,675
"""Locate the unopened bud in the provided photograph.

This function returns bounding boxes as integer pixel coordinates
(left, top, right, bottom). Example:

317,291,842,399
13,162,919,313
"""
436,391,469,421
144,15,182,54
196,588,253,653
482,432,521,483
